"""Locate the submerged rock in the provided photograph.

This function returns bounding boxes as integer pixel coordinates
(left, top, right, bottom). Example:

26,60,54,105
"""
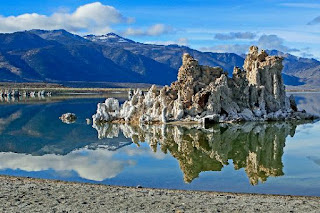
93,46,318,125
59,113,77,124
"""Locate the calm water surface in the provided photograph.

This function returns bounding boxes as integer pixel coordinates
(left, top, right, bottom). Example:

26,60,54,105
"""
0,93,319,196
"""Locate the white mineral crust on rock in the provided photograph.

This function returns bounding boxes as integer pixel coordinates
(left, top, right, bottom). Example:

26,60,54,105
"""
92,46,317,125
59,113,77,124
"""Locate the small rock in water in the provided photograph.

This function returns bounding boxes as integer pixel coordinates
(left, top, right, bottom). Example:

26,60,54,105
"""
86,118,91,125
59,113,77,124
136,185,143,189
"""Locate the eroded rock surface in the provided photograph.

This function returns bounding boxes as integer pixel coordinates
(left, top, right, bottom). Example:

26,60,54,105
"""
93,46,317,124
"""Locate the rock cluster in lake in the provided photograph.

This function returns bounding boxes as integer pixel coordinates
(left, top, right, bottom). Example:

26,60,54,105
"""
93,46,317,125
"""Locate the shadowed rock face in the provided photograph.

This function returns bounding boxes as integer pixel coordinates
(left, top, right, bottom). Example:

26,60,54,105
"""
93,46,317,125
93,121,306,185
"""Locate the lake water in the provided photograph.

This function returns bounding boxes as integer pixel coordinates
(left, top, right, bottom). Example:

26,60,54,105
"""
0,93,319,196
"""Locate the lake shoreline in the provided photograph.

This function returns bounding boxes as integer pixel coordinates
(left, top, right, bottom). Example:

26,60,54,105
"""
1,175,319,212
1,81,320,95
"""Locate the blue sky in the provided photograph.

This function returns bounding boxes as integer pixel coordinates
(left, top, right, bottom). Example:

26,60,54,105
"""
0,0,320,58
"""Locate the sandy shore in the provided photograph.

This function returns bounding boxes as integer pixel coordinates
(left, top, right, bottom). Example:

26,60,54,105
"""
0,176,319,213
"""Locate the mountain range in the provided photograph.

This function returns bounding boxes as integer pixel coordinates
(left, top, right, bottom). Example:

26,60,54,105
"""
0,29,319,88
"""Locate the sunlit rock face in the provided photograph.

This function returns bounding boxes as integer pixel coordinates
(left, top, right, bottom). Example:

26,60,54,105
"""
93,46,317,125
93,121,305,185
244,46,288,113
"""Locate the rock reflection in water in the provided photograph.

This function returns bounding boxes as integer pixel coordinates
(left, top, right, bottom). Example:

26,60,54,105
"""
93,122,303,185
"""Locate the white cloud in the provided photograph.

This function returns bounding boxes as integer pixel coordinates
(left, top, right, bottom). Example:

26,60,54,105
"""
0,148,135,181
214,32,256,40
124,28,144,36
145,37,188,46
147,24,172,36
0,143,168,181
199,34,300,55
257,34,300,52
0,2,131,35
280,3,320,9
200,44,250,55
123,24,173,36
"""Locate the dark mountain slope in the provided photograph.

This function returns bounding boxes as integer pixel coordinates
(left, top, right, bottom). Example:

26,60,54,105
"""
0,31,57,51
267,50,320,87
0,30,178,84
85,34,245,73
30,29,90,45
0,30,319,88
101,46,178,84
0,31,144,83
21,45,143,82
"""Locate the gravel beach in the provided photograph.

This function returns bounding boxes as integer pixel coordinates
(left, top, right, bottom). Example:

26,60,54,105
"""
0,175,319,213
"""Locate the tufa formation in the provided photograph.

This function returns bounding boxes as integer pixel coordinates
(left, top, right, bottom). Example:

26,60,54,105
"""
93,46,317,125
59,113,77,124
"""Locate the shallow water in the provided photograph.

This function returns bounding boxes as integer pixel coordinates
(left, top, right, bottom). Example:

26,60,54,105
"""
0,93,319,196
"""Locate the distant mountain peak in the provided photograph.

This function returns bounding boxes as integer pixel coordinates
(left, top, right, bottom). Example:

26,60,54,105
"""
28,29,73,36
105,32,121,37
266,49,287,57
28,29,88,44
84,32,135,43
